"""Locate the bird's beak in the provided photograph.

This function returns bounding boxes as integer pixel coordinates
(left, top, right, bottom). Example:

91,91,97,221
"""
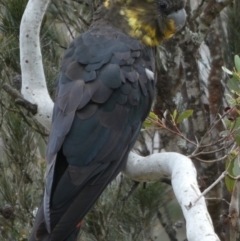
167,9,186,31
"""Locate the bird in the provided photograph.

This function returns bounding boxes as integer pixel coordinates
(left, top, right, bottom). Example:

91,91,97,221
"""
29,0,186,240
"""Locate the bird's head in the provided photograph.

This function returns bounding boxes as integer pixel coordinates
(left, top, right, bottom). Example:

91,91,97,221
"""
101,0,186,46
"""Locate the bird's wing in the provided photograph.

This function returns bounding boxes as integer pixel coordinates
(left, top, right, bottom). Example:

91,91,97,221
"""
38,27,155,241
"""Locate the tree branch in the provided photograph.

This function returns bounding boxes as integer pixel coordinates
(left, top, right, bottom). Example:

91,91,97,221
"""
123,152,219,240
2,83,37,115
19,0,221,240
198,0,234,40
20,0,53,131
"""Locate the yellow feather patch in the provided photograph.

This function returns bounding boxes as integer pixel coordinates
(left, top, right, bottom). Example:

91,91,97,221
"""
121,8,160,46
120,8,177,46
104,0,110,8
163,19,175,39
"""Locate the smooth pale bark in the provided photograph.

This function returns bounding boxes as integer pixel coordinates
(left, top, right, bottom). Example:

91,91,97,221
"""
20,0,53,130
123,152,220,241
19,0,220,240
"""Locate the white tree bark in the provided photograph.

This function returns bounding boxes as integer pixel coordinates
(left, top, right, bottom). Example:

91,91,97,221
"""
124,152,220,241
20,0,53,130
19,0,220,240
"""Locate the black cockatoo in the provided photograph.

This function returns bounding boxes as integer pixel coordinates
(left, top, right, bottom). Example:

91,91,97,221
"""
29,0,186,240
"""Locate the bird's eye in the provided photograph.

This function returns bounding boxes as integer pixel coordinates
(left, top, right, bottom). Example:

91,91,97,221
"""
159,1,169,10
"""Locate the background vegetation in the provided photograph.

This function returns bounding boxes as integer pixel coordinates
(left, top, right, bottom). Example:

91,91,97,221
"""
0,0,239,240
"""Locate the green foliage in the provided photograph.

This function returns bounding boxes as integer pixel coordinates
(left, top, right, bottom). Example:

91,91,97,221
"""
0,0,27,73
0,0,28,36
223,55,240,192
0,35,20,73
143,109,193,129
0,0,68,239
0,0,67,96
223,55,240,145
234,55,240,73
171,109,193,125
143,111,158,128
176,110,193,124
0,111,45,241
82,178,177,241
225,152,237,192
226,1,240,65
227,75,240,93
224,55,240,94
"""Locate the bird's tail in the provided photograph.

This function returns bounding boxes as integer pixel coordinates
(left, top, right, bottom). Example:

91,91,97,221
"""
28,201,81,241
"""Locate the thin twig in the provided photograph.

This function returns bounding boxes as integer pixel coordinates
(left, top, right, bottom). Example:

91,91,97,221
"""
189,155,235,208
190,141,234,158
78,14,91,27
187,171,227,209
53,3,75,40
121,181,139,203
72,0,90,6
205,197,230,205
194,155,228,163
226,173,240,181
18,112,49,137
2,83,37,115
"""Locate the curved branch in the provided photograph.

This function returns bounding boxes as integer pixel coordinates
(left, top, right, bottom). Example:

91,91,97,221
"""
123,152,219,241
20,0,53,130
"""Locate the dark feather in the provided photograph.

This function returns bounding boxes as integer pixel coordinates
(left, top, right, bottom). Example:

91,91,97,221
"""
100,64,125,89
86,78,112,103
